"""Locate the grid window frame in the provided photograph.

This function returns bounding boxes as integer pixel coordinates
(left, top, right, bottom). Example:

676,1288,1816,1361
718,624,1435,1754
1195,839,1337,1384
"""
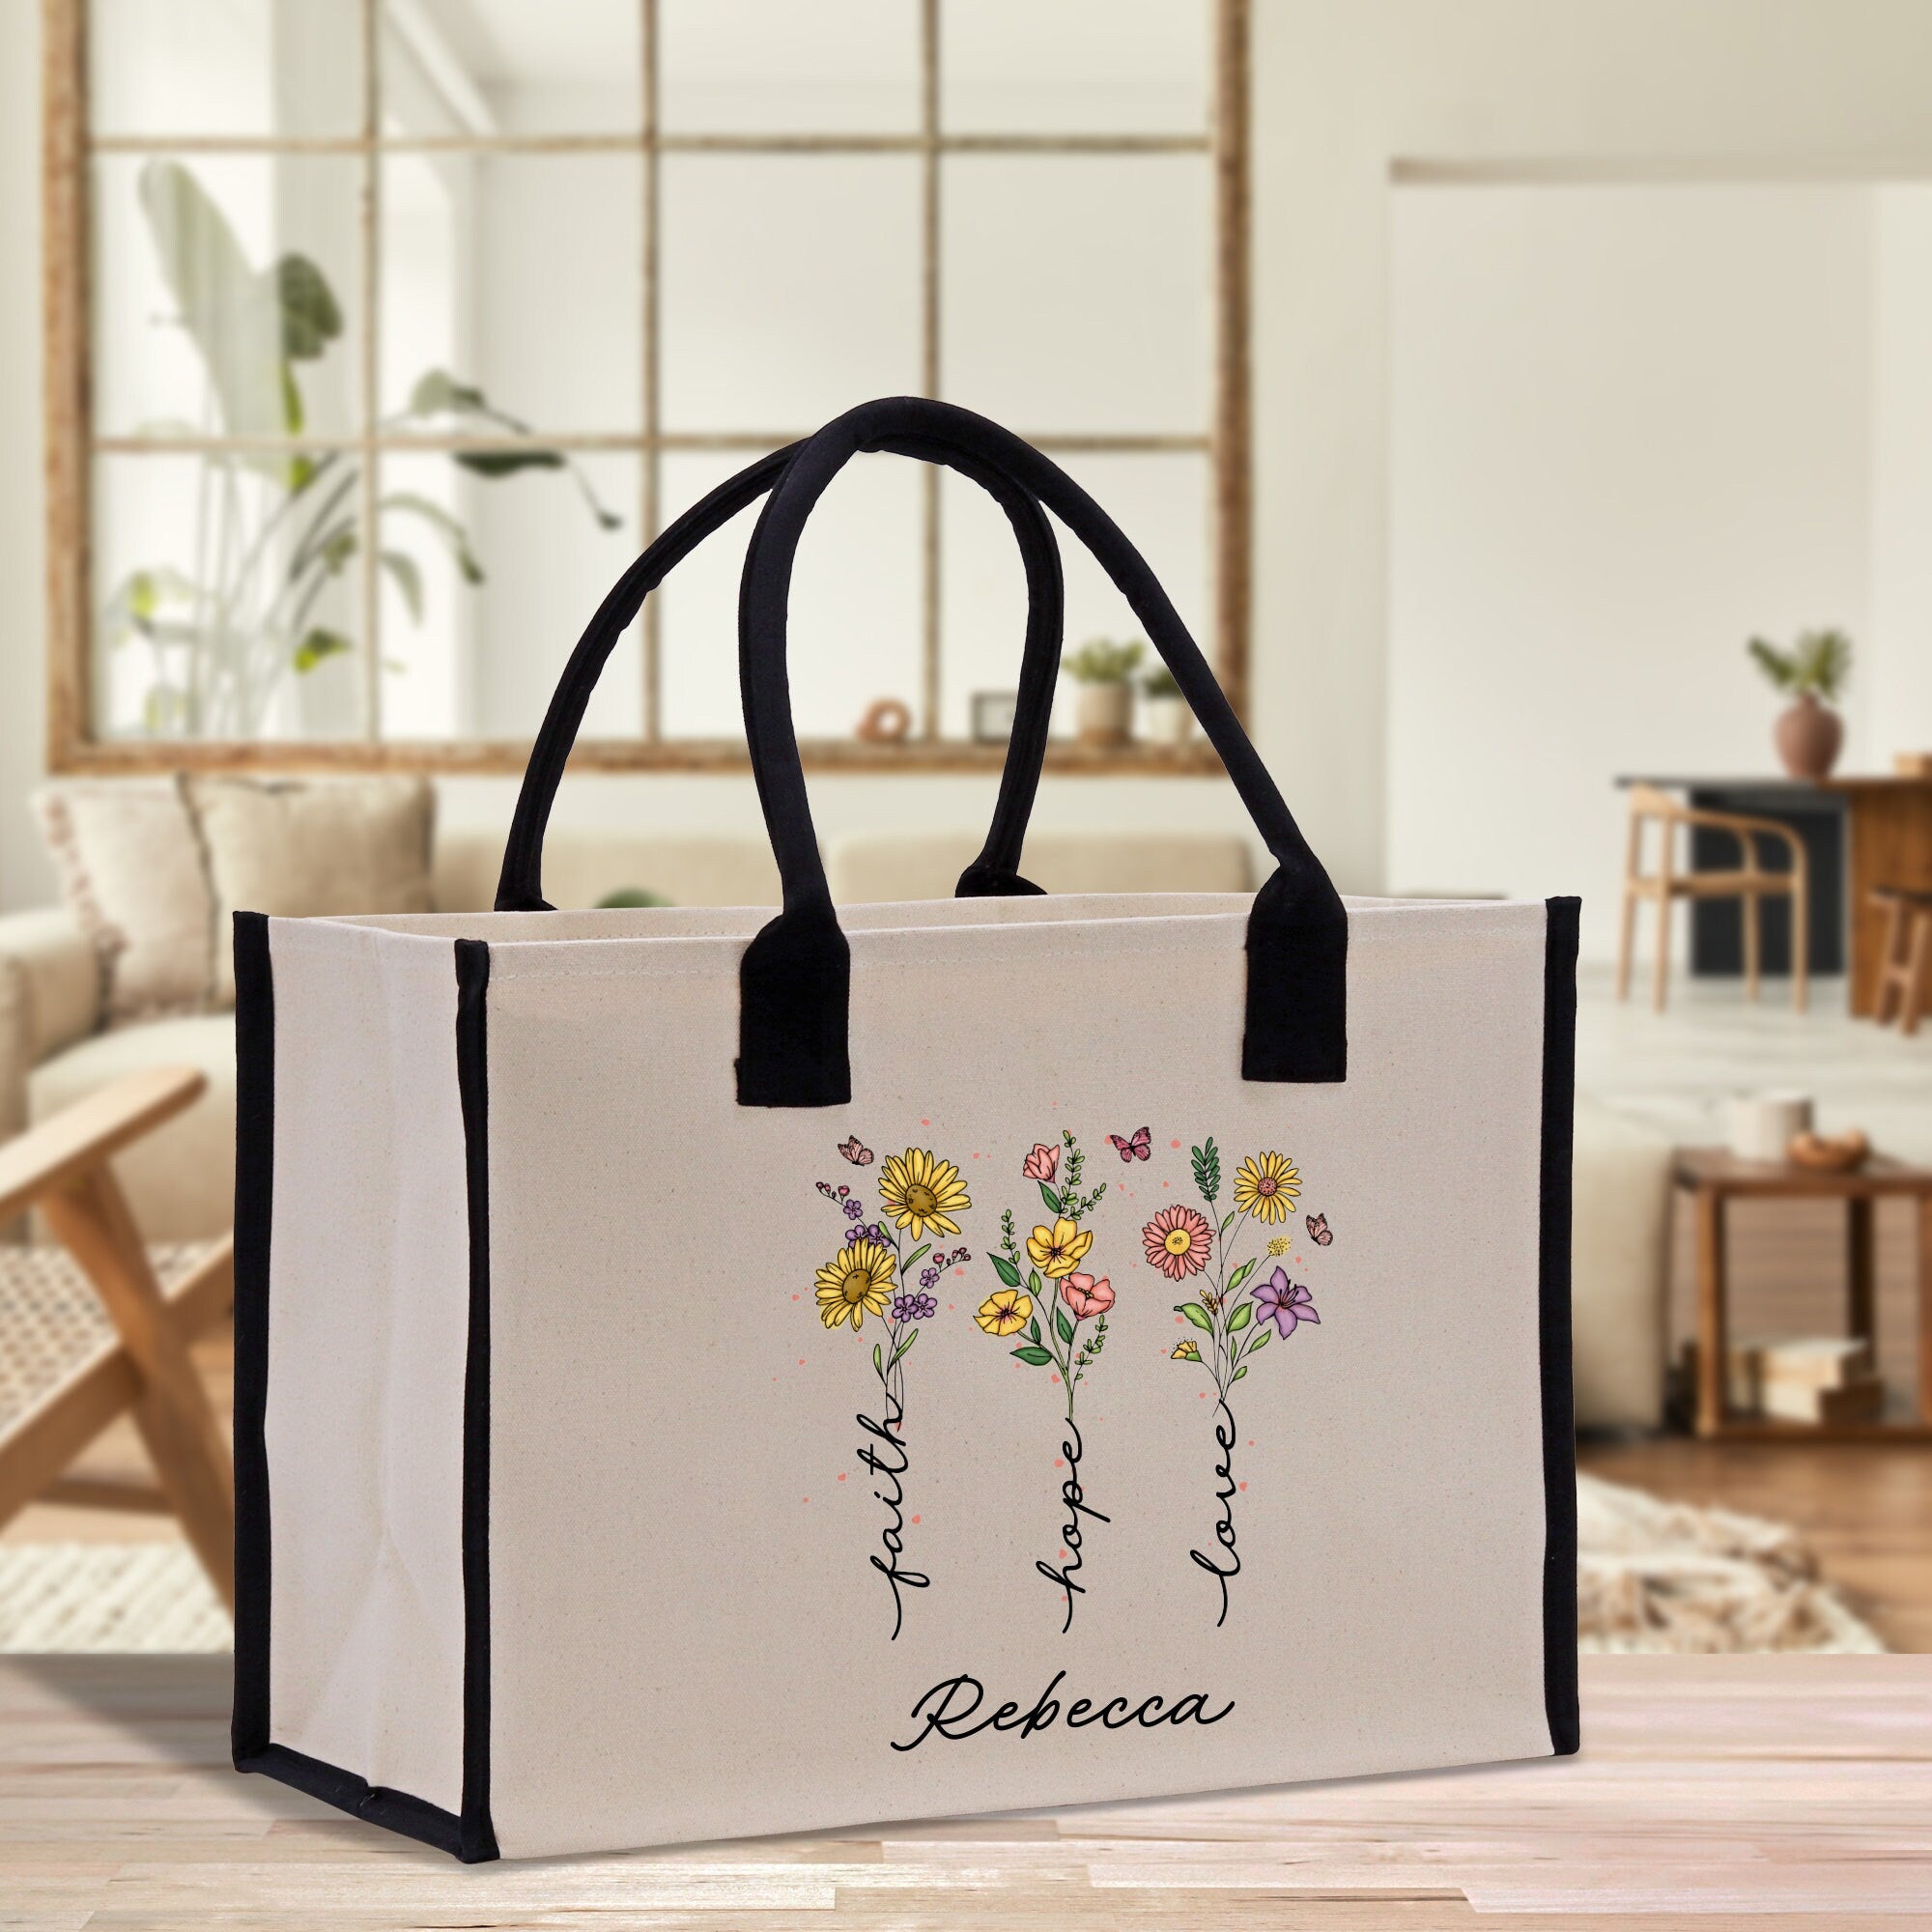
43,0,1250,775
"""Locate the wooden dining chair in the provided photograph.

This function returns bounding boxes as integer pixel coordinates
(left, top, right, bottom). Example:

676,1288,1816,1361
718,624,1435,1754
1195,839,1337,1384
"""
1872,885,1932,1036
0,1066,235,1605
1617,783,1808,1014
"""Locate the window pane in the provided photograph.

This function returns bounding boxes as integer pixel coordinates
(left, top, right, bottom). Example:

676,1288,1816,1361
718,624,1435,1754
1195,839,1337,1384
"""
379,450,642,742
941,0,1210,135
940,452,1210,740
660,1,919,134
379,0,640,139
380,152,641,434
90,0,362,137
660,156,922,433
93,154,363,441
92,450,365,743
942,155,1209,434
658,450,923,741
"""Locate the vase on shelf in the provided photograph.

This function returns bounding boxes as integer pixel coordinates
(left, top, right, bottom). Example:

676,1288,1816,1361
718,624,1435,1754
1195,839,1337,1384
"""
1775,693,1843,781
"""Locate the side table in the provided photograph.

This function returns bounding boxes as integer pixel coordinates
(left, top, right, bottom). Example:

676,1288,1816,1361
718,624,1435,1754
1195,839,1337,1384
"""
1673,1147,1932,1439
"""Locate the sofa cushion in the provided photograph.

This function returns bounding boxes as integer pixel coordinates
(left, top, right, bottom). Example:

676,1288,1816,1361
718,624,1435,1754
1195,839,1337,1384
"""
189,776,435,1006
28,1014,238,1246
32,779,214,1021
432,828,781,911
1572,1096,1673,1430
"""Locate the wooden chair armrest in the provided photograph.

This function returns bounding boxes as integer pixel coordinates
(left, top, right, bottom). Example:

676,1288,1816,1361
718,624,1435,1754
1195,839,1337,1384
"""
0,1066,207,1224
1667,805,1806,866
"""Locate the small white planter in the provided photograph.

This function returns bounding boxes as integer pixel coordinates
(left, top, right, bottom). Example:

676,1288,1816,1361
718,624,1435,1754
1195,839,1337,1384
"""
1075,681,1133,747
1142,692,1192,746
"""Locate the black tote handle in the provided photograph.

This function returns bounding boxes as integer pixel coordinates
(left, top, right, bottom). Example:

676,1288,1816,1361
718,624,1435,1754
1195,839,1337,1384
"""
495,432,1065,913
736,396,1348,1108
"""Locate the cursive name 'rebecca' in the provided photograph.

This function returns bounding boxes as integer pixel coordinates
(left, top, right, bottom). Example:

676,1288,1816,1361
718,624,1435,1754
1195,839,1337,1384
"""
891,1669,1235,1750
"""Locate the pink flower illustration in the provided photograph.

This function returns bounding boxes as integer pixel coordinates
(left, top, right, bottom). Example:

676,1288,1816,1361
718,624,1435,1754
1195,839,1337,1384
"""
1022,1142,1060,1182
1060,1272,1115,1320
1143,1205,1212,1281
1251,1266,1320,1339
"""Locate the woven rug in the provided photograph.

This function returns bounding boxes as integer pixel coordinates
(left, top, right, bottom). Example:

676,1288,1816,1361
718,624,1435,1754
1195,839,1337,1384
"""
0,1476,1885,1654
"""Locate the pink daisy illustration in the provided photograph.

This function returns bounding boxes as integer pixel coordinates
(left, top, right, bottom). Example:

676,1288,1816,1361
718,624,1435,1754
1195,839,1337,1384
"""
1142,1204,1212,1280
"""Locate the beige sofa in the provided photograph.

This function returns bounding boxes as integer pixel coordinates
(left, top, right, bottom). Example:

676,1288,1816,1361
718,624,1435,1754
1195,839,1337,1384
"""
0,821,1672,1428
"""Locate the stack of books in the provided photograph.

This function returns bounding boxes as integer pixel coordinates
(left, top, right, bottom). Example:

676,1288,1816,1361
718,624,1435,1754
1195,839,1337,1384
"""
1727,1336,1885,1424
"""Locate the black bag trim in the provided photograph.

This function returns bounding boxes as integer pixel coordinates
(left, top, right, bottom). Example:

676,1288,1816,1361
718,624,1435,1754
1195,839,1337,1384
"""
453,938,500,1861
1538,895,1581,1757
230,910,273,1764
735,398,1348,1107
229,918,500,1863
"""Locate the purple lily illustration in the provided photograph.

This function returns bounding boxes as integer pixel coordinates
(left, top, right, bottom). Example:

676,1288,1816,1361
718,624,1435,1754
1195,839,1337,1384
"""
1250,1266,1319,1340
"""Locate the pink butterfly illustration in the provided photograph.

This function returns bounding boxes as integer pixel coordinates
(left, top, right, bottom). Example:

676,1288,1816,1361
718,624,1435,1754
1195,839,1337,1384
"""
1108,1125,1151,1163
838,1137,874,1166
1306,1212,1333,1246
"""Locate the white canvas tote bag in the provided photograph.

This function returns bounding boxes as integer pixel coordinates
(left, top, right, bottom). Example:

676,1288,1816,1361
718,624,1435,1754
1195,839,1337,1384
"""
232,397,1578,1863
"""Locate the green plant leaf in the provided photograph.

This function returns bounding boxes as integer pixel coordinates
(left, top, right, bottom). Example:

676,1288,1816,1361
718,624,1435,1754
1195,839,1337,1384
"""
1191,1138,1220,1204
1027,1316,1042,1346
1178,1302,1213,1333
1246,1325,1271,1353
1055,1306,1075,1346
379,492,486,584
1228,1300,1253,1332
378,549,423,622
991,1254,1021,1289
292,627,352,673
454,447,567,479
1029,1270,1043,1297
872,1343,886,1379
1233,1364,1247,1380
410,367,489,416
891,1327,918,1366
273,252,343,360
1038,1181,1062,1214
1220,1211,1235,1234
903,1244,930,1269
1010,1346,1053,1366
1228,1258,1258,1294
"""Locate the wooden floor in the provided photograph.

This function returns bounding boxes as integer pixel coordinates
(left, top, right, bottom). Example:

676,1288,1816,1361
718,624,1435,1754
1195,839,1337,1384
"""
1,1655,1926,1927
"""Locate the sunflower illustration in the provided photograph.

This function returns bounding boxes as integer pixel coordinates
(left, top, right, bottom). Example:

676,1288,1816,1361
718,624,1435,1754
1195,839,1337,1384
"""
1026,1214,1094,1279
879,1147,973,1242
976,1287,1034,1336
1233,1150,1299,1224
813,1238,896,1330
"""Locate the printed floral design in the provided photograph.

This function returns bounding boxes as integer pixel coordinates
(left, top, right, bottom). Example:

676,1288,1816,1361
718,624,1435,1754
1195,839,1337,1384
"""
1149,1137,1328,1628
984,1130,1115,1630
1232,1150,1299,1223
808,1142,972,1640
1143,1204,1213,1280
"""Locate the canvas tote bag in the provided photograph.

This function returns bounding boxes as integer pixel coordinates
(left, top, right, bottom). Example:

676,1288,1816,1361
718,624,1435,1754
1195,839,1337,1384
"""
232,397,1578,1863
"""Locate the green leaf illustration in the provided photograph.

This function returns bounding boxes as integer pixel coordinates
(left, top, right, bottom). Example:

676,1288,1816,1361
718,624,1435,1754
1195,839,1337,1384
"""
1055,1306,1075,1346
1220,1211,1235,1234
1029,1270,1044,1297
1233,1364,1248,1380
1011,1346,1053,1366
1229,1258,1258,1294
903,1244,930,1269
871,1343,884,1379
1177,1302,1213,1333
1039,1182,1064,1214
1027,1316,1042,1346
891,1328,919,1366
991,1254,1022,1289
1191,1137,1221,1204
1246,1325,1271,1354
1228,1300,1253,1332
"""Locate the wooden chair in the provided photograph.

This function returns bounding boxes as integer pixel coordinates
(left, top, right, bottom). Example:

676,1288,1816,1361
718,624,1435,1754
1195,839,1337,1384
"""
1872,886,1932,1036
0,1067,235,1605
1617,783,1808,1013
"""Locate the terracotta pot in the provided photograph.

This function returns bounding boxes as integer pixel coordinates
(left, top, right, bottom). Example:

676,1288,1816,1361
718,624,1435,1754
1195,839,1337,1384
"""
1075,681,1133,747
1774,694,1843,781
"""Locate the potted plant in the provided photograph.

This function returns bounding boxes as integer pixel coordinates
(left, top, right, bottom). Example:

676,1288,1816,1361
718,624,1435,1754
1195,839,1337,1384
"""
1065,637,1145,747
1140,663,1190,745
1747,629,1852,781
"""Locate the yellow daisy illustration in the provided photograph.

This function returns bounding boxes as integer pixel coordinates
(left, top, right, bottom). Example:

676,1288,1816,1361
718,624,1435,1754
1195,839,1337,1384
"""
1026,1214,1094,1278
1234,1151,1300,1224
813,1238,895,1330
976,1287,1033,1336
879,1147,972,1242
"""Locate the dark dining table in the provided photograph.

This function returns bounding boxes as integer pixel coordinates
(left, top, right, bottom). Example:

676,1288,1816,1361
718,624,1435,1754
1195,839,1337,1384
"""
1616,774,1932,1013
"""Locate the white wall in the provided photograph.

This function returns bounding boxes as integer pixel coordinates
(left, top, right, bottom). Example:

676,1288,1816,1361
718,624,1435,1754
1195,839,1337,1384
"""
1388,184,1879,959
